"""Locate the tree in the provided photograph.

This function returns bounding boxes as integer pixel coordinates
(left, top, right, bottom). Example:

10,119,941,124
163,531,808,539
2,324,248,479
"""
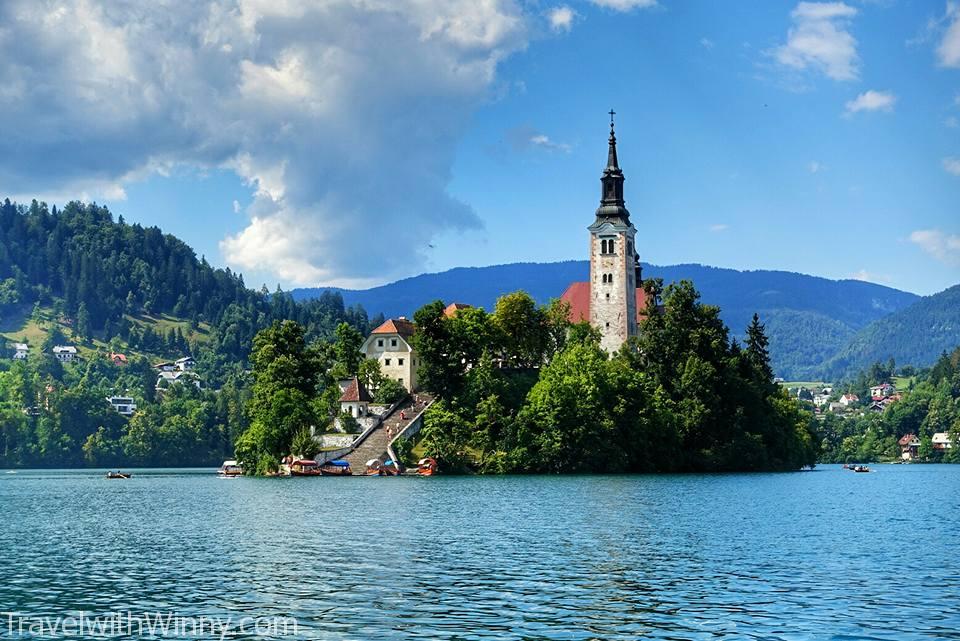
290,428,320,459
745,313,773,383
333,322,364,378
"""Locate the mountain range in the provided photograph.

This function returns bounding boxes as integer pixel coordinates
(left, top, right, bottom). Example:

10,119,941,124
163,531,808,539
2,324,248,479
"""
292,261,959,380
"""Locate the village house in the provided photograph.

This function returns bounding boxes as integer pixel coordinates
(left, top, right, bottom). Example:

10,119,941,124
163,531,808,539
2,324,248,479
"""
932,432,954,451
338,377,372,418
361,318,418,392
106,396,137,416
828,402,845,413
12,343,29,360
898,434,920,460
154,361,177,372
52,345,77,362
175,356,196,371
109,352,128,366
443,302,472,318
870,383,895,400
838,393,859,407
813,394,831,408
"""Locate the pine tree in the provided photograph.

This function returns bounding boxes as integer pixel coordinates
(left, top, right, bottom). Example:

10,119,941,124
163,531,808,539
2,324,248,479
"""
745,313,773,383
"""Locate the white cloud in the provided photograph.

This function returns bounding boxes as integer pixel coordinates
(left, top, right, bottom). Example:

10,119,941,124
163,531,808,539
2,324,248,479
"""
849,269,892,285
0,0,530,286
232,199,241,213
709,224,729,232
700,37,715,49
844,90,896,114
808,160,822,173
773,2,860,81
547,6,575,32
910,229,960,266
529,134,572,153
938,2,960,67
588,0,657,11
944,156,960,175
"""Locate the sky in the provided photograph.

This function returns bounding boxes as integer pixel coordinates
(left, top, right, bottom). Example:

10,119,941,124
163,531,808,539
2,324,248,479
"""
1,1,959,295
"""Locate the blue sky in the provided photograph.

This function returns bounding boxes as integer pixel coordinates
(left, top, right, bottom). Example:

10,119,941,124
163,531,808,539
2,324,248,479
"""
2,1,959,294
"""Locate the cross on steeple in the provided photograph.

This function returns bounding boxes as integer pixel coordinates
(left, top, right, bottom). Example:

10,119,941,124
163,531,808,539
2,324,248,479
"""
608,109,616,127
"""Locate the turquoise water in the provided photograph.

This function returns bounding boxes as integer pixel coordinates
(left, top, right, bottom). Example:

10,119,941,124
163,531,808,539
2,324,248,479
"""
1,465,958,640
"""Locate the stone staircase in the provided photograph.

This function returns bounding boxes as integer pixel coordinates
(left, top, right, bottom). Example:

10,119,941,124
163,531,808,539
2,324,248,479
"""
343,393,434,470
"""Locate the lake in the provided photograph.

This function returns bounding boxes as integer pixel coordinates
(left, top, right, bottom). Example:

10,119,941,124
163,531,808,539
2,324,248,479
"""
1,465,958,640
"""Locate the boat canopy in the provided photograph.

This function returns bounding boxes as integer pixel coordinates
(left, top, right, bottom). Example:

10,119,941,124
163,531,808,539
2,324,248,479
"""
418,458,435,466
222,460,238,467
327,460,350,467
292,459,317,466
365,458,381,467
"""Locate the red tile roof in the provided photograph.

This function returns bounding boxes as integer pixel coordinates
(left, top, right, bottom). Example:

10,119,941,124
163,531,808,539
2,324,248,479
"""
559,282,651,324
371,318,415,337
898,433,918,447
443,302,471,318
339,377,373,403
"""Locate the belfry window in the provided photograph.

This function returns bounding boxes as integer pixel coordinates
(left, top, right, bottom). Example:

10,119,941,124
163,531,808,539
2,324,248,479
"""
609,238,615,254
600,239,607,254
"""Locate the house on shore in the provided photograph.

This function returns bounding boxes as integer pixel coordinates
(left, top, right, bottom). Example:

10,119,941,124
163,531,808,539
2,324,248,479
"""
932,432,955,451
339,377,373,418
898,434,920,460
361,318,418,392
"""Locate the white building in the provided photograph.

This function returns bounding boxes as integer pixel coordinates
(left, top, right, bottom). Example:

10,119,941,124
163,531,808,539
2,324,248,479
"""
12,343,29,360
838,393,859,407
52,345,77,362
813,394,831,408
156,370,202,390
106,396,137,416
361,318,418,392
175,356,196,371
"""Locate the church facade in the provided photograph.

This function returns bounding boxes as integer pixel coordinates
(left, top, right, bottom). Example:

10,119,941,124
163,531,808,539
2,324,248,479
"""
561,114,649,353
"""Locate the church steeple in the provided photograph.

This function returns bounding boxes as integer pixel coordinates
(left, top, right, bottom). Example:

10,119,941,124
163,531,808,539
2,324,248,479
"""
596,109,630,223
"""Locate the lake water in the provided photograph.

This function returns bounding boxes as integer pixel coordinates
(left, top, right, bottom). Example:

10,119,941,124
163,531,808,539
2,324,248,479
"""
1,465,958,640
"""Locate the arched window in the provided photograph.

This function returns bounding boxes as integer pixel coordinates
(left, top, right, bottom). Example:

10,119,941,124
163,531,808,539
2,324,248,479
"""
600,239,607,254
609,238,615,254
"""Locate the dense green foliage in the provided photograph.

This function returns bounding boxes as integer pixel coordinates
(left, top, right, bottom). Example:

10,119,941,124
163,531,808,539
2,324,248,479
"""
0,355,245,468
414,283,819,473
0,199,372,368
818,347,960,463
821,285,960,381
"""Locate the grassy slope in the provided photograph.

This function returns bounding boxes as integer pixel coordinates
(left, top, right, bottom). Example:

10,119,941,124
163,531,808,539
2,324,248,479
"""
1,306,211,363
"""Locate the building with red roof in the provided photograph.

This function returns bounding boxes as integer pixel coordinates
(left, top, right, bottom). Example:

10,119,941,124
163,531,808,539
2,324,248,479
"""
339,376,373,418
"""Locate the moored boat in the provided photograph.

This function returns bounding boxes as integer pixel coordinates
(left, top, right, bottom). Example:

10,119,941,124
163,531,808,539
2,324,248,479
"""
417,457,437,476
290,459,322,476
218,460,244,477
381,459,401,476
365,458,383,475
320,459,352,476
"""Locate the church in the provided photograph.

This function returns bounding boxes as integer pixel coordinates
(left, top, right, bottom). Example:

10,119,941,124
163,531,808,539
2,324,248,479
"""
560,113,650,353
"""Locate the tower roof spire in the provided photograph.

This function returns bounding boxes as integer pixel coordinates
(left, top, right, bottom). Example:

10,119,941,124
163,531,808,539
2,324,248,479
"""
595,109,630,223
607,109,619,169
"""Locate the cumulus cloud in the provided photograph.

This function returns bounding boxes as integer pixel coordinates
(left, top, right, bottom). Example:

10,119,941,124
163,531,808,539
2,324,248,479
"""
938,2,960,67
910,229,960,266
0,0,529,286
506,126,571,153
773,2,860,81
844,90,897,114
547,6,575,32
709,224,729,232
944,156,960,175
588,0,658,11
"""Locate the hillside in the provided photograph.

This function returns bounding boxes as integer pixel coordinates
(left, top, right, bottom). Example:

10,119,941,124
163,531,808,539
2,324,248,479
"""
291,261,920,378
820,284,960,380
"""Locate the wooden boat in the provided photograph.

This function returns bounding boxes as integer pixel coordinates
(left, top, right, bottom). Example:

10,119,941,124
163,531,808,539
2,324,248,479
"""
417,457,438,476
320,460,352,476
365,458,384,476
218,460,244,477
106,471,131,479
852,465,871,473
289,459,322,476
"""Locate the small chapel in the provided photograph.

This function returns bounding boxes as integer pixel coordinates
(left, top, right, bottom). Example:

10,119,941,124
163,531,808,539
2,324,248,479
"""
560,112,650,353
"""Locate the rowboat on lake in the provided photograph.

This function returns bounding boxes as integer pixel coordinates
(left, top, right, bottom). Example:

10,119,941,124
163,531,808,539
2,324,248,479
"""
320,460,352,476
289,459,322,476
417,457,438,476
106,471,131,479
218,460,244,477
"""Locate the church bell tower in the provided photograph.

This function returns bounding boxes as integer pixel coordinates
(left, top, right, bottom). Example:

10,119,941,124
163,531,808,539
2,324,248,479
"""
589,111,641,353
